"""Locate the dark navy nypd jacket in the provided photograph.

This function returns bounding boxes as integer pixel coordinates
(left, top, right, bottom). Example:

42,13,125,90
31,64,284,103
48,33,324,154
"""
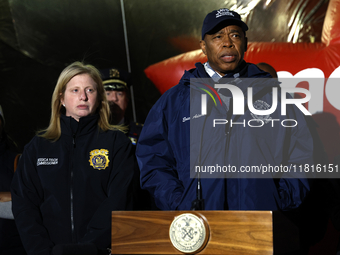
136,62,313,211
11,114,134,255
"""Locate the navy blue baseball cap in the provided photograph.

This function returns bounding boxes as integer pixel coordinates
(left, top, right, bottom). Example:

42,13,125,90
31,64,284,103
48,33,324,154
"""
202,8,248,40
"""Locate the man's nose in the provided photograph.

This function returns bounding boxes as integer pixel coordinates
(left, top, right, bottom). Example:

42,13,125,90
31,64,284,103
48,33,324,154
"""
223,36,233,47
112,93,118,101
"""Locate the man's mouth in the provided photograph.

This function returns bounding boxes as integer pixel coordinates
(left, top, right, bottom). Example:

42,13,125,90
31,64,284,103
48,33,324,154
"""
220,54,236,62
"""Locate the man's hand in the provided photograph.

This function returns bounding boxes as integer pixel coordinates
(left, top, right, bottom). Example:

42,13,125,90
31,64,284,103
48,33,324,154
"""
0,192,12,202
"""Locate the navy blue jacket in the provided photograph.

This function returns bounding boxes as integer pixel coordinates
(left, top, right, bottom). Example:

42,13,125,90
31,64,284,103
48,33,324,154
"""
136,62,312,211
11,115,134,255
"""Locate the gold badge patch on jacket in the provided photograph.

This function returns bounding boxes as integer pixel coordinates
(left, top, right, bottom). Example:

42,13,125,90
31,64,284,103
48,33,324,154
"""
89,149,110,170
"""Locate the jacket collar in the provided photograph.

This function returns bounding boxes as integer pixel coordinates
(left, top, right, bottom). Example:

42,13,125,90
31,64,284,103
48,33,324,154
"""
60,114,99,137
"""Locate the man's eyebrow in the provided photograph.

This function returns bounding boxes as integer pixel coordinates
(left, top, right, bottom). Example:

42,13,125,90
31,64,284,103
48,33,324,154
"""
229,29,241,33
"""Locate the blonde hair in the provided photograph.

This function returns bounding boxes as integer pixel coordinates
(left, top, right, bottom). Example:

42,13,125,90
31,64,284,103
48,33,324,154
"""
39,61,124,141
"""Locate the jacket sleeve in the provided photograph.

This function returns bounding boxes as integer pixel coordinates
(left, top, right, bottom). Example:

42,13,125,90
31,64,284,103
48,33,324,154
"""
277,103,313,211
79,133,134,248
136,94,185,210
11,144,54,255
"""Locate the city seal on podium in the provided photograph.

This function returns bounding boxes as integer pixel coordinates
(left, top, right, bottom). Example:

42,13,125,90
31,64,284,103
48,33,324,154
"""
169,213,209,254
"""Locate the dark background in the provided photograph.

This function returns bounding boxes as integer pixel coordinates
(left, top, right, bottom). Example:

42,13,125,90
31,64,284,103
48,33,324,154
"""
0,0,328,151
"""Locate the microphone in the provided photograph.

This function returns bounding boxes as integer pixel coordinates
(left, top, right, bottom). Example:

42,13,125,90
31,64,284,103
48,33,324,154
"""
52,243,109,255
191,172,205,210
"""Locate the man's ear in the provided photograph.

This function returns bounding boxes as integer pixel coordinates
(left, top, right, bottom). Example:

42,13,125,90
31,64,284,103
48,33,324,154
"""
200,40,207,55
244,37,248,52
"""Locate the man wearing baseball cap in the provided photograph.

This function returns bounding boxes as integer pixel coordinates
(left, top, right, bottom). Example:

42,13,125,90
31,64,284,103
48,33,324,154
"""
200,8,249,76
137,8,312,215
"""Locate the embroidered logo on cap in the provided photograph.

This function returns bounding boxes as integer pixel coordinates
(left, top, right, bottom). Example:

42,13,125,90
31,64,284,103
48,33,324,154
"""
89,149,110,170
216,8,234,18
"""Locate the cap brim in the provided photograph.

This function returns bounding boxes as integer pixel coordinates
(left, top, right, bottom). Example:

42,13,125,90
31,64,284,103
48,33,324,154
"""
104,84,126,91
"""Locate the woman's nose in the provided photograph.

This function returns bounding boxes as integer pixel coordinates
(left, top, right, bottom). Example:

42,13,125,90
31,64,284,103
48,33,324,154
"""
80,90,88,100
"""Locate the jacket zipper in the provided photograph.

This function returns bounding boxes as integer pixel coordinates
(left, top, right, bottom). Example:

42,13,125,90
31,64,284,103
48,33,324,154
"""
225,130,231,153
70,134,76,242
225,96,233,154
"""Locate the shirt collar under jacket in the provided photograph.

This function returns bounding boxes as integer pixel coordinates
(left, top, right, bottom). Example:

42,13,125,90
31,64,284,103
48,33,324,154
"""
204,61,248,81
204,62,222,82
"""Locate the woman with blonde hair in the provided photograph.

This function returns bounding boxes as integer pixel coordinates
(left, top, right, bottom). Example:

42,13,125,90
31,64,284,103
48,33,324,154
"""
11,61,134,255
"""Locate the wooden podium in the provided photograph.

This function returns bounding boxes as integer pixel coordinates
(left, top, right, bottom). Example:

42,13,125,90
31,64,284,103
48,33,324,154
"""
111,211,299,255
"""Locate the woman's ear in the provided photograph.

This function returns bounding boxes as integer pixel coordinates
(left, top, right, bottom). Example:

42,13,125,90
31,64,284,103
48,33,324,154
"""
60,93,64,106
